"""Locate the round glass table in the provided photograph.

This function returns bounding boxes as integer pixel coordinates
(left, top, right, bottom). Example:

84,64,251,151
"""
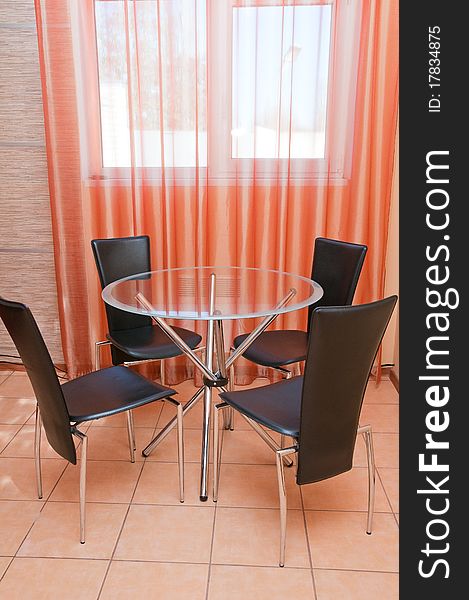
103,266,323,500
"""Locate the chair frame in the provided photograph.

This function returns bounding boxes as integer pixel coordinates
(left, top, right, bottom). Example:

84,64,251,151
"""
95,339,206,387
212,401,376,567
34,396,184,543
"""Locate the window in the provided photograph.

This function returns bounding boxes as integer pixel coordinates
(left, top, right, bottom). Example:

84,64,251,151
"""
232,4,332,160
92,0,362,179
94,0,207,169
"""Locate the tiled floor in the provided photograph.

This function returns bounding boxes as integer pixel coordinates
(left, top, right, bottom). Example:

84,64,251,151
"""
0,370,399,599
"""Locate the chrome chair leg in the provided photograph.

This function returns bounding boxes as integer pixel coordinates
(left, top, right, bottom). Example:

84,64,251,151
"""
222,368,234,431
360,424,376,534
275,449,287,567
94,340,111,371
73,429,88,544
165,397,185,503
126,411,136,463
240,414,294,468
176,401,184,503
129,409,136,451
160,359,166,386
34,405,43,499
275,446,297,567
226,348,236,431
213,402,227,502
271,366,292,379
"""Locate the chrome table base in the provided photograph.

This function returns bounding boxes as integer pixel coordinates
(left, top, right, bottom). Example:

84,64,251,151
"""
137,275,297,500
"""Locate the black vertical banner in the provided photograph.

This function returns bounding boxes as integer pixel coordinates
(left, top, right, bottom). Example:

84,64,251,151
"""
400,2,466,597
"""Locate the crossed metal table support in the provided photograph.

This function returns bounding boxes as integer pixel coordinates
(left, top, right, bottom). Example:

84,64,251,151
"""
136,272,296,501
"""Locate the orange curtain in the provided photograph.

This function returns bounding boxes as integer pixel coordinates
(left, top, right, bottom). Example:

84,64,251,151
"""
35,0,398,381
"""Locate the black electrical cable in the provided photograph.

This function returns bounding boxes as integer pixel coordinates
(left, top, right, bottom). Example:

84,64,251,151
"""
1,355,68,379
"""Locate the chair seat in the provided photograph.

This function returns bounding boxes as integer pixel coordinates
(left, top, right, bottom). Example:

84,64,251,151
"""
62,366,176,423
219,376,303,438
233,330,308,367
108,325,202,361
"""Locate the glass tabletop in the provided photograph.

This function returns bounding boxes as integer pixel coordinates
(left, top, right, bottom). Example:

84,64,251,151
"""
102,266,323,321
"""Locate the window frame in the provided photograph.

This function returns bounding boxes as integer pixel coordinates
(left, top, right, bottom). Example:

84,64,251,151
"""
82,0,362,184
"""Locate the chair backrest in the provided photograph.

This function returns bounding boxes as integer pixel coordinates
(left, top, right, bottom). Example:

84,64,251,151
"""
91,235,152,334
297,296,397,485
308,238,367,331
0,298,76,464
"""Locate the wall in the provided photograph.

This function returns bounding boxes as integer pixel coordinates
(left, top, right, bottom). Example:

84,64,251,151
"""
0,2,399,372
382,124,399,378
0,0,63,364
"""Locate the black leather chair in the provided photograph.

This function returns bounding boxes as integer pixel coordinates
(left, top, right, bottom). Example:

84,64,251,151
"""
231,238,367,379
215,296,397,566
91,235,203,383
0,297,184,543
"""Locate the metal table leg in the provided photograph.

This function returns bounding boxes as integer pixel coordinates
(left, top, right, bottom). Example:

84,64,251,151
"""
136,283,297,500
199,273,216,500
142,385,204,457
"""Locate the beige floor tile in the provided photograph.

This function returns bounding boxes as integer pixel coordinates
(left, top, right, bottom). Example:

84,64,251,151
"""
133,461,206,506
216,463,302,509
50,460,143,503
0,500,44,555
145,428,207,463
114,504,215,562
353,433,399,468
0,557,12,579
100,561,209,600
364,380,398,404
1,424,82,459
378,468,399,513
209,565,315,600
0,425,21,453
0,373,35,399
91,401,163,428
18,502,128,559
305,511,398,572
301,467,391,513
158,397,205,429
173,379,205,402
360,404,399,433
220,430,279,465
0,371,13,385
314,569,399,600
85,426,156,462
212,507,310,568
231,410,259,430
0,374,400,596
0,457,66,500
0,557,108,600
0,397,36,425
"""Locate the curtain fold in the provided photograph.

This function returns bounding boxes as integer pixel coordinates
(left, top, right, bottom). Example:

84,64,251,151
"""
35,0,398,382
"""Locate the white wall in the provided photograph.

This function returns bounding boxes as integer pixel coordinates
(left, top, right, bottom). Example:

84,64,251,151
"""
382,123,399,373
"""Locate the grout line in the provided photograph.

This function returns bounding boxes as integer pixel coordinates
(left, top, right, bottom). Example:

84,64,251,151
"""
205,473,220,599
6,460,69,567
375,467,396,515
312,566,400,574
0,555,211,565
1,381,399,592
96,416,158,599
375,468,400,528
0,557,15,584
0,422,30,455
208,562,312,570
300,487,318,599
